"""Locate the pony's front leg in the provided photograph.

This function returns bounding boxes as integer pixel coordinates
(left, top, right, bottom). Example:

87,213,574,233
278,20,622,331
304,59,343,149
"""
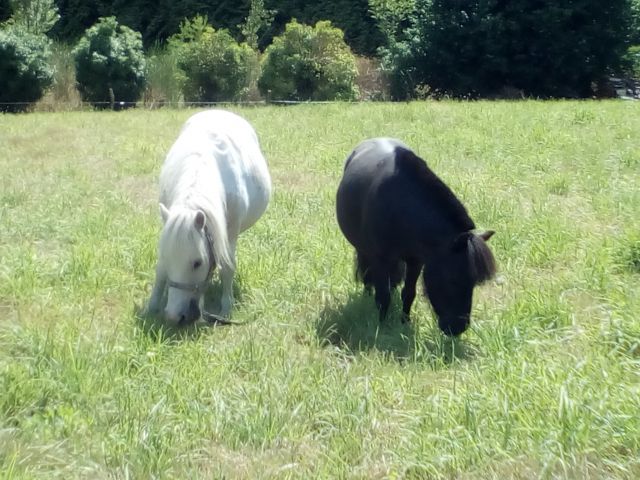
219,240,237,317
147,267,167,315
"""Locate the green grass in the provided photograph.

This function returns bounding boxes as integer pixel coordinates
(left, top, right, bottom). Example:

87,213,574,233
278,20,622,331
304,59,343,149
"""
0,101,639,479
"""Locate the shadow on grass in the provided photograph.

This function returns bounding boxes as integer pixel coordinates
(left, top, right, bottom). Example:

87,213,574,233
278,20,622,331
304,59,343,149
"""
132,273,249,342
315,291,475,365
203,273,247,315
132,304,210,343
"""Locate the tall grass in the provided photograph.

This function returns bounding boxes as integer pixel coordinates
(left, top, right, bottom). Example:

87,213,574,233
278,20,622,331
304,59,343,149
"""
34,43,82,112
0,102,639,478
143,46,185,108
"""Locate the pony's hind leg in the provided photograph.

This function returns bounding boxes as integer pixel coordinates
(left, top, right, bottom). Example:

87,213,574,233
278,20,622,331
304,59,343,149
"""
400,260,422,322
355,251,374,294
370,259,393,321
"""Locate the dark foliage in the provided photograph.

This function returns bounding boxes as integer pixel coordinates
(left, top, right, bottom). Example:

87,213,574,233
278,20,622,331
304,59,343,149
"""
385,0,633,99
50,0,382,54
632,0,640,43
263,0,384,55
0,0,12,22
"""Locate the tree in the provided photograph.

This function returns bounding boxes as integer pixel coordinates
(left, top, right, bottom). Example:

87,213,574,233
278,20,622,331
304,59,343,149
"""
73,16,146,108
0,27,53,111
383,0,633,98
239,0,274,50
8,0,59,34
631,0,640,44
0,0,12,22
264,0,384,54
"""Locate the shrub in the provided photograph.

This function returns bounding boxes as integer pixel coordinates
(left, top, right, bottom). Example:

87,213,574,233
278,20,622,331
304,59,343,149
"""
258,20,359,101
168,16,257,103
73,16,146,108
0,27,53,112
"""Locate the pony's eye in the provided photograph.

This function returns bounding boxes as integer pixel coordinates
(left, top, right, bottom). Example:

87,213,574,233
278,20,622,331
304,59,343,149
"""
193,260,203,270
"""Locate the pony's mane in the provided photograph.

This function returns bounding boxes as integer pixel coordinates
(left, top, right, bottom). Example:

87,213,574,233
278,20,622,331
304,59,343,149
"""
395,146,475,232
187,196,233,271
466,234,496,284
162,152,233,271
163,201,232,272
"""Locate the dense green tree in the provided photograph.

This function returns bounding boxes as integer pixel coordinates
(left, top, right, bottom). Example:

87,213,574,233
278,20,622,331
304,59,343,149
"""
73,16,146,107
384,0,632,99
9,0,60,34
49,0,382,54
0,26,53,111
49,0,111,40
263,0,383,54
631,0,640,43
1,0,12,22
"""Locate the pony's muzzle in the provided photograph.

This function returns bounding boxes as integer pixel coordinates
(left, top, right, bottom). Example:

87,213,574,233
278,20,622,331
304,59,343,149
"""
166,299,201,326
438,315,470,337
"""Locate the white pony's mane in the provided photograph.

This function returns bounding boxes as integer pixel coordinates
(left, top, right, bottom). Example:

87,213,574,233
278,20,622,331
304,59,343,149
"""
161,151,233,271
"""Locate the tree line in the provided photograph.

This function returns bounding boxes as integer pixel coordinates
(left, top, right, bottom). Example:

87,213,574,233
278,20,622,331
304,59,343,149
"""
1,0,640,108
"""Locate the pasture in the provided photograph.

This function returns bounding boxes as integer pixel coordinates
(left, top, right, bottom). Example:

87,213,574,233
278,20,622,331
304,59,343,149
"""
1,102,639,478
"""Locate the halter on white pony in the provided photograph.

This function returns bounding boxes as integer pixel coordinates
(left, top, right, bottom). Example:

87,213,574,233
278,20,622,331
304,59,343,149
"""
166,221,215,295
147,110,271,325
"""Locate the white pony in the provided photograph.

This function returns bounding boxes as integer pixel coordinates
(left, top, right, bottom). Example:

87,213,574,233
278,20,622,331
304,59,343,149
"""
147,110,271,325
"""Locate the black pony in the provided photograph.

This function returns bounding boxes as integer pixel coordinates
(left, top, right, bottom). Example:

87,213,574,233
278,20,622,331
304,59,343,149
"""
336,138,496,336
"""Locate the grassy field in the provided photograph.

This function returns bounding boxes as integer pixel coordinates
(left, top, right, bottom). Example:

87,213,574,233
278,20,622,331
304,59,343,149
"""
0,101,639,479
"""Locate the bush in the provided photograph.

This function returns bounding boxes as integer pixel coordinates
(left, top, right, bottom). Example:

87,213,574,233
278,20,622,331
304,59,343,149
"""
73,17,146,108
168,16,257,103
0,27,53,112
258,20,359,101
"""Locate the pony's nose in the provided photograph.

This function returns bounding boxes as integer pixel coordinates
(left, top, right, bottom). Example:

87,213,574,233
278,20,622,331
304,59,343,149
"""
165,302,200,325
438,315,470,336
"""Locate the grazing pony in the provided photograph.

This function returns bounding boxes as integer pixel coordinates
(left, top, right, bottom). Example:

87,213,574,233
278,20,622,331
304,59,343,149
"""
147,110,271,325
336,138,496,336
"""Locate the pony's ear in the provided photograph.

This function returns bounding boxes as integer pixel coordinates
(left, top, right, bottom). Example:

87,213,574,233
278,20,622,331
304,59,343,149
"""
478,230,495,242
194,210,206,231
159,203,170,224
